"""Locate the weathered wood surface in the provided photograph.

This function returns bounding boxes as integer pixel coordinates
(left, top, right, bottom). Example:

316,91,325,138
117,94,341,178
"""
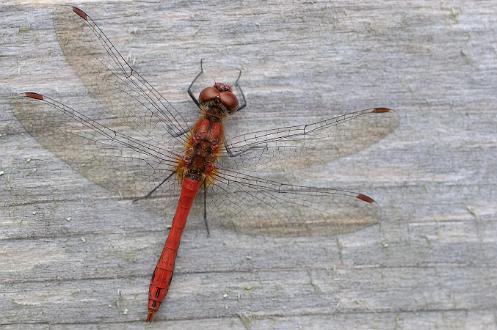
1,0,497,329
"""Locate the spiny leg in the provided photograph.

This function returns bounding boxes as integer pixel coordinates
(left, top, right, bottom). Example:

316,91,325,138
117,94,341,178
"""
188,58,205,108
132,171,176,202
233,68,247,111
171,128,190,138
203,180,210,237
223,138,238,157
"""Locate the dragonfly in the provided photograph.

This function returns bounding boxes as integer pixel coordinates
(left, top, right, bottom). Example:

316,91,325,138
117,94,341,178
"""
11,6,398,322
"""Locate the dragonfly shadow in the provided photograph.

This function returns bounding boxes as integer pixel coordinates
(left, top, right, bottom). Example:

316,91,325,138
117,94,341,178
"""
222,97,399,174
9,5,397,240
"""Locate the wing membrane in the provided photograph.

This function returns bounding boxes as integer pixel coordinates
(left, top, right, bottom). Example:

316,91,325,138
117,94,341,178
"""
221,107,398,172
199,168,379,236
11,92,179,199
53,6,192,142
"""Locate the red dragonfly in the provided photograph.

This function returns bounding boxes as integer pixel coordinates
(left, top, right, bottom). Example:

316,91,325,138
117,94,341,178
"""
12,7,398,321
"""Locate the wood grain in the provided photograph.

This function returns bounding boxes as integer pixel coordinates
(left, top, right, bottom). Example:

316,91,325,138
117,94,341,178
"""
1,0,497,328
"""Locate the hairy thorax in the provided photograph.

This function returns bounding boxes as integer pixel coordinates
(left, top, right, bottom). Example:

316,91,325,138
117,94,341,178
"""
177,81,239,184
177,110,224,184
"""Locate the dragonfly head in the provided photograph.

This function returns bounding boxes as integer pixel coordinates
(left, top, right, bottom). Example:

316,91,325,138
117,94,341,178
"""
199,82,239,115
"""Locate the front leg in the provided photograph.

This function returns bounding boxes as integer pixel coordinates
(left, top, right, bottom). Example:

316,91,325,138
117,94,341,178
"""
233,68,247,112
188,59,205,108
224,137,238,157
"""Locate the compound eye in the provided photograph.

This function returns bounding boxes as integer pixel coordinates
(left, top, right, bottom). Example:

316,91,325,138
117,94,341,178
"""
199,87,220,104
219,91,239,113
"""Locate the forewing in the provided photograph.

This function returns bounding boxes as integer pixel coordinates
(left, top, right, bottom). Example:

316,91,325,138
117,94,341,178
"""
221,107,398,172
11,93,179,199
198,168,380,236
53,6,193,145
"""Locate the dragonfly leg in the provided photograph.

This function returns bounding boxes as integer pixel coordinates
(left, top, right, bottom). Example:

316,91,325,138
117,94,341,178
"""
223,139,244,157
223,138,235,157
203,180,210,237
171,127,191,138
133,171,176,202
234,69,247,112
187,58,205,109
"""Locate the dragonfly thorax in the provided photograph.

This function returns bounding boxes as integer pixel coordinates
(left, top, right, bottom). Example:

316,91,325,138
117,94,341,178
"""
199,83,239,115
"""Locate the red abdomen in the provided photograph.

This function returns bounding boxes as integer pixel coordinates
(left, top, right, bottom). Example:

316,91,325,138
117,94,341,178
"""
148,116,224,321
146,178,201,321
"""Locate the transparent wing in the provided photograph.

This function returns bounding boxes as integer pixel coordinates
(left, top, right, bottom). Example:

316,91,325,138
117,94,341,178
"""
197,168,380,236
11,6,393,237
11,92,180,199
53,6,193,145
221,107,398,172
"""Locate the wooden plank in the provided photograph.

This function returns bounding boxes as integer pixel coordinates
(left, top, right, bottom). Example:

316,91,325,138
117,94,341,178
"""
1,267,496,324
3,311,496,330
1,0,497,328
1,225,497,284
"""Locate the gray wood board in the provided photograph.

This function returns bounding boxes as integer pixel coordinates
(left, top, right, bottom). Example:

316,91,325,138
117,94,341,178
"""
1,0,497,329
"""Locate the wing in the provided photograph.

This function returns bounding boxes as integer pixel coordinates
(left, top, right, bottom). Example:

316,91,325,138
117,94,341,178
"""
186,69,394,235
196,167,380,236
53,6,194,142
11,92,181,200
11,6,194,201
220,107,398,172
